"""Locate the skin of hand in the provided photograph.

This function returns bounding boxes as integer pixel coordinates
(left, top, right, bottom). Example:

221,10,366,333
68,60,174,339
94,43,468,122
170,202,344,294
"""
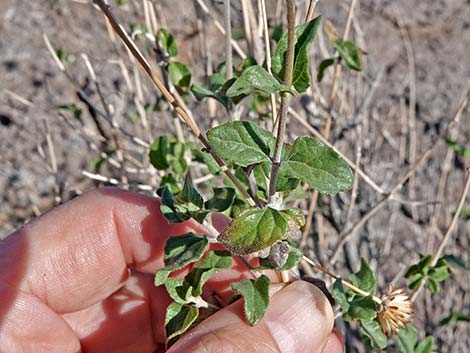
0,187,343,353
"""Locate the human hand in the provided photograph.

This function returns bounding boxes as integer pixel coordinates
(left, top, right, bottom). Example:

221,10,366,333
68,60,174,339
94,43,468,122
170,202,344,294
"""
0,188,342,353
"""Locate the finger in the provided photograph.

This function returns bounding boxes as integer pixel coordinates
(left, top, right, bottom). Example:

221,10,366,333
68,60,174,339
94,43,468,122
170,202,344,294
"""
314,330,343,353
0,187,206,314
0,283,81,353
168,281,334,353
63,272,168,353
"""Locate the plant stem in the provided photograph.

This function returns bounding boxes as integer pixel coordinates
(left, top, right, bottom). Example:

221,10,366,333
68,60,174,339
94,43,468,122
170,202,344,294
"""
302,255,382,304
92,0,257,207
268,0,295,202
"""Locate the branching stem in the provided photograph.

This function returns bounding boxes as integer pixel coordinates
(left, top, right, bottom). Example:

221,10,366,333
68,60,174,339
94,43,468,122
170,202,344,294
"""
268,0,295,202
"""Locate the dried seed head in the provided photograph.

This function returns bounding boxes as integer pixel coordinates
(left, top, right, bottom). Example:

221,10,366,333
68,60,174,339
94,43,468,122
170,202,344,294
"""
377,288,414,336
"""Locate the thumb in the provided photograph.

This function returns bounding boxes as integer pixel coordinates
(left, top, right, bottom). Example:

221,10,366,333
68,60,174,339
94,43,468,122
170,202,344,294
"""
168,281,337,353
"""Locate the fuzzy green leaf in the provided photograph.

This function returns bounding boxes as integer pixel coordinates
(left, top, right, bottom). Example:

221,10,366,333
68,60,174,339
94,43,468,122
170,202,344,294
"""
360,319,388,349
349,258,376,294
279,137,353,194
272,16,322,92
160,176,206,223
346,296,377,321
204,187,236,212
217,207,301,255
185,250,233,296
415,337,434,353
445,138,470,158
165,302,198,341
157,28,178,57
168,61,191,89
226,65,294,97
207,121,276,167
332,39,362,71
164,277,193,304
154,233,208,285
231,274,270,325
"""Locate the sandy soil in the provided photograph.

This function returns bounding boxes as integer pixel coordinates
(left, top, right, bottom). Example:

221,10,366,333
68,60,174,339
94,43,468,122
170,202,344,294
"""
1,0,469,351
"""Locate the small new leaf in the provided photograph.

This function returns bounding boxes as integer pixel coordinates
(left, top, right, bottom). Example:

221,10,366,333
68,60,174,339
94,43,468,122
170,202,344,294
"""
272,16,322,92
168,61,191,89
185,250,233,296
157,28,178,57
154,233,208,285
160,177,206,223
217,207,291,255
332,39,362,71
279,137,354,194
207,121,276,167
231,274,270,326
226,65,294,98
165,302,198,342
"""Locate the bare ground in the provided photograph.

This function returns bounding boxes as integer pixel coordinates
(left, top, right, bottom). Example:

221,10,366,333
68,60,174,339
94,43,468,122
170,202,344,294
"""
1,0,469,351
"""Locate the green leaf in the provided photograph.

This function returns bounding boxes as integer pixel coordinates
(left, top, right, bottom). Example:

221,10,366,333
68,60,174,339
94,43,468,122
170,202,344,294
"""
231,274,270,325
226,65,294,98
349,258,376,294
160,176,206,223
164,277,193,304
405,255,432,278
165,302,198,341
346,296,377,321
332,279,350,312
154,233,208,285
191,83,229,109
397,325,419,353
217,207,291,255
207,121,276,167
55,48,71,63
159,173,181,195
57,103,82,119
439,312,470,325
149,136,187,173
426,277,439,293
442,254,470,270
415,337,434,353
185,250,233,296
332,39,362,71
279,137,353,194
157,28,178,57
149,136,171,170
168,61,191,89
204,187,236,212
272,16,322,93
445,138,470,158
360,319,388,349
235,56,257,75
408,273,424,290
317,58,336,82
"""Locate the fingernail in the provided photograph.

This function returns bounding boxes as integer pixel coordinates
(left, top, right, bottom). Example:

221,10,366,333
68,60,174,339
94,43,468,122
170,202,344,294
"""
264,281,334,353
